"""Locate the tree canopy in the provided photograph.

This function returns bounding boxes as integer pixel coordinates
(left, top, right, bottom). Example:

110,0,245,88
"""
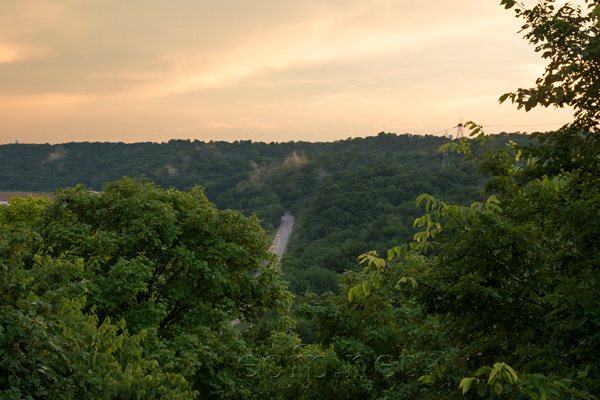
1,178,297,398
340,1,600,398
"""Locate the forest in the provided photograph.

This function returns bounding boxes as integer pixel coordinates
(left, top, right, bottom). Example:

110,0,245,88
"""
0,132,529,298
1,0,599,398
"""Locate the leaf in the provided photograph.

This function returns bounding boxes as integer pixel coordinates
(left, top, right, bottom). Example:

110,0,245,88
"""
371,275,384,289
362,281,371,296
502,0,516,10
546,305,568,318
487,203,503,213
459,377,474,394
494,382,503,395
436,367,444,378
488,363,502,383
409,277,418,289
503,364,518,383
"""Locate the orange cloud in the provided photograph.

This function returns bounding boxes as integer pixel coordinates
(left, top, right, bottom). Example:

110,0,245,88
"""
0,42,53,64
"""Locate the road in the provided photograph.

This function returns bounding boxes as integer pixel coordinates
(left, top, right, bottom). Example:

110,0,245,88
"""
231,211,292,327
270,211,293,259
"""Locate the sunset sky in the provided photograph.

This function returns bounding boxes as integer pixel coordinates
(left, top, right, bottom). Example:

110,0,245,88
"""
0,0,578,144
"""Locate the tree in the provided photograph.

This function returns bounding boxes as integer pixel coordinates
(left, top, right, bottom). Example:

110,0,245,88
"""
350,1,600,398
499,0,600,180
296,270,458,400
0,195,49,230
1,178,296,398
0,205,196,399
37,178,290,335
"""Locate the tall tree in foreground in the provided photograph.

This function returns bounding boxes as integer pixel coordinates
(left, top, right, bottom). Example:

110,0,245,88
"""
0,197,197,399
38,178,290,337
1,179,300,398
346,1,600,398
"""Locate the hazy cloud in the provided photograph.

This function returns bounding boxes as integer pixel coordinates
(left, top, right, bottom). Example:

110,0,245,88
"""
0,0,576,144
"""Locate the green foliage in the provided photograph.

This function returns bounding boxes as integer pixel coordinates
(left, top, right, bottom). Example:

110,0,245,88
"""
3,1,599,397
500,0,600,127
345,1,600,398
38,178,289,335
0,239,196,399
458,363,519,397
0,195,49,230
296,271,451,399
1,178,299,398
499,0,600,183
351,134,600,397
281,133,504,294
0,132,528,299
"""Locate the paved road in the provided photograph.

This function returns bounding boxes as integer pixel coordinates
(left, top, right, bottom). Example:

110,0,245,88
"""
270,211,293,259
231,212,292,327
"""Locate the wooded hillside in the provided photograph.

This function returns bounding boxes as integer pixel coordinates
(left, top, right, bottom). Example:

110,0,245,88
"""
0,132,529,295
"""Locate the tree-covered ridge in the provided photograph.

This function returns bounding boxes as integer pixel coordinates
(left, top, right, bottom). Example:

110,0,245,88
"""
0,132,531,295
0,132,525,198
0,134,452,227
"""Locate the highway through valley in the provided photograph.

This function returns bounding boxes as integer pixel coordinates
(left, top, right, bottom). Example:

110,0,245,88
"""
231,211,292,327
270,211,293,259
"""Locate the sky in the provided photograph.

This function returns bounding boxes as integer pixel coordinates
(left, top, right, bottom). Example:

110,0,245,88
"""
0,0,579,144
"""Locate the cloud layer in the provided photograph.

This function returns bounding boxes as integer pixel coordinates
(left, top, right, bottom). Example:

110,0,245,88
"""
0,0,574,144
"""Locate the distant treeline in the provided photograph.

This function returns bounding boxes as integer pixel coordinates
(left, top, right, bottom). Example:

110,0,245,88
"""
0,132,531,294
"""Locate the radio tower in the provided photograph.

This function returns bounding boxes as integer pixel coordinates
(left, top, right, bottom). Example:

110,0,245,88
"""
456,118,465,139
